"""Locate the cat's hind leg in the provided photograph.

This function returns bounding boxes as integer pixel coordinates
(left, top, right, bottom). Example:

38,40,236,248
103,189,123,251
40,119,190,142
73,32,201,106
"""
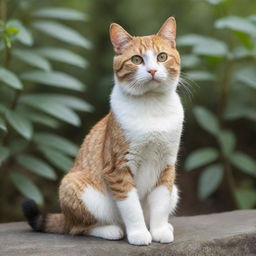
80,185,124,240
88,225,124,240
59,171,124,240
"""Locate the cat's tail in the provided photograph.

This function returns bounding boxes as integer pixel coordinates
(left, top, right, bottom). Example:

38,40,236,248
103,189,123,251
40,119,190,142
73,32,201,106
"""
22,199,67,234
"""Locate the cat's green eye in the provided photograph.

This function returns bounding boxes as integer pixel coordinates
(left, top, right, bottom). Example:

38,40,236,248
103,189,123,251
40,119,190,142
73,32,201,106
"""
157,52,168,62
131,55,143,65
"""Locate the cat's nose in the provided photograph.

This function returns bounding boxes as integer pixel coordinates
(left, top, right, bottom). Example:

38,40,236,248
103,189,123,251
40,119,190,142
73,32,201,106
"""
147,69,157,77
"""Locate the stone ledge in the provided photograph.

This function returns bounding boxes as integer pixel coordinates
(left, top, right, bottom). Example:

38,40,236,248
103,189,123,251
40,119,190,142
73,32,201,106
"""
0,210,256,256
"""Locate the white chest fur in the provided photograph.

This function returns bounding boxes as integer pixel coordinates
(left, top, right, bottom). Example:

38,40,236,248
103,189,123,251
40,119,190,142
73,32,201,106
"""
110,85,184,199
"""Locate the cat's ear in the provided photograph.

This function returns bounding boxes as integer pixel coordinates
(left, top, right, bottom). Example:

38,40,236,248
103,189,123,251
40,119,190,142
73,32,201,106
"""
157,17,176,47
110,23,132,54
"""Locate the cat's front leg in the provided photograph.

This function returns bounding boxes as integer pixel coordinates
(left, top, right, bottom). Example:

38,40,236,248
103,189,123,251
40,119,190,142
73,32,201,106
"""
148,165,178,243
104,166,152,246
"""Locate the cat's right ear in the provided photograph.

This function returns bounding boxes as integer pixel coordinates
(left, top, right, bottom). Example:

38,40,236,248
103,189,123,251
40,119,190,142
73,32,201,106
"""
110,23,132,54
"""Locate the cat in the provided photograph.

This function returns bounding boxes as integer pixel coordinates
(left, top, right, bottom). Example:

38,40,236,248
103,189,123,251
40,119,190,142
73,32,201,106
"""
22,16,184,246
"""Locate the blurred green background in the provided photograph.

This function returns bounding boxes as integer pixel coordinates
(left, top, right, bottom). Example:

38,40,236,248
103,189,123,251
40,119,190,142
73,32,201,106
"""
0,0,255,222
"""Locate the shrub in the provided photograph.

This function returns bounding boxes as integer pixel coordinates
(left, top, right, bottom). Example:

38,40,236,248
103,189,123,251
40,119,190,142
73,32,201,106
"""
0,1,92,205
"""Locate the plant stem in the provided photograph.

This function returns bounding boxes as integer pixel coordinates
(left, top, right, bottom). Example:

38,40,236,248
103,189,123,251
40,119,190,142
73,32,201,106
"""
217,57,239,208
224,160,238,207
218,60,234,124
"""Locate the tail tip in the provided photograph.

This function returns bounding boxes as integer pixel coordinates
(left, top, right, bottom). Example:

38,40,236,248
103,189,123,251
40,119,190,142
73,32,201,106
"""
22,199,44,232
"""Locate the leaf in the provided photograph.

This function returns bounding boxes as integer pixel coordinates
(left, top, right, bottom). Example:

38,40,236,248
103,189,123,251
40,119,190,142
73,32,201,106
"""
193,41,228,57
0,117,7,132
5,110,33,139
181,54,200,68
38,146,73,172
32,21,91,49
33,133,79,157
0,146,10,164
36,47,88,68
193,107,220,136
249,15,256,23
0,68,23,90
177,34,228,56
16,154,56,180
178,34,210,46
185,147,219,171
20,96,81,126
218,130,236,158
232,46,253,59
235,189,256,209
23,109,60,129
20,71,85,91
230,152,256,177
7,19,33,46
5,26,19,36
48,95,93,112
186,71,216,81
13,49,51,71
215,16,256,36
10,172,43,205
226,107,256,121
23,94,93,112
33,7,88,21
235,67,256,89
204,0,226,5
198,164,224,200
224,93,256,121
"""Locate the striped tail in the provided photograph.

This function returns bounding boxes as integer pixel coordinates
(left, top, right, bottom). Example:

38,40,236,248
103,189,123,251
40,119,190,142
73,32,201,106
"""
22,199,67,234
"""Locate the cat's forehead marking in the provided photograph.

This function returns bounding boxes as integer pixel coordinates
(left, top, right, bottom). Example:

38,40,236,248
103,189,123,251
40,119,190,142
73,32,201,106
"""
132,35,168,55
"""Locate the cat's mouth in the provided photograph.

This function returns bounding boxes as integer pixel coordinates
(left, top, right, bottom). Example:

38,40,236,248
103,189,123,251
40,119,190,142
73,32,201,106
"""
148,77,161,83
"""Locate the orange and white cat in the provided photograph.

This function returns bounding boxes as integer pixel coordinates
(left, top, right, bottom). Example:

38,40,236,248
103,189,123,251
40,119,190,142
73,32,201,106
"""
22,17,184,246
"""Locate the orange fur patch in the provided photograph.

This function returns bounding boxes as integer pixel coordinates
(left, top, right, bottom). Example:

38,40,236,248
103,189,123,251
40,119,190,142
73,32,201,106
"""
157,165,176,190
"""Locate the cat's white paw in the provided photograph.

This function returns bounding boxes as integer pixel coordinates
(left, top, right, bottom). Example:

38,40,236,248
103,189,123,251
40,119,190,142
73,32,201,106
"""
127,228,152,246
89,225,124,240
103,225,124,240
150,223,174,243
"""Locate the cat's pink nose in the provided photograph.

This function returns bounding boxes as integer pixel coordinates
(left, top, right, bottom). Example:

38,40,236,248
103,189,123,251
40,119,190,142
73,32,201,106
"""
147,69,157,77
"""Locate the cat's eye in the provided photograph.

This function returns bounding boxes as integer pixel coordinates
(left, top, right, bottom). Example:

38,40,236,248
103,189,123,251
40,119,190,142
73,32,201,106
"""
131,55,143,65
157,52,168,62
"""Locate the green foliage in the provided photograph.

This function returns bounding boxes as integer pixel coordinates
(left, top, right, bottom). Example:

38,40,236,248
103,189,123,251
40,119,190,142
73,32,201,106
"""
0,146,10,164
198,164,224,200
5,110,33,139
193,107,219,136
10,172,43,205
182,1,256,208
36,48,88,68
32,21,91,49
38,146,73,173
218,130,236,158
0,2,92,204
32,7,88,21
0,68,23,89
229,153,256,178
235,189,256,209
16,154,57,180
185,148,219,171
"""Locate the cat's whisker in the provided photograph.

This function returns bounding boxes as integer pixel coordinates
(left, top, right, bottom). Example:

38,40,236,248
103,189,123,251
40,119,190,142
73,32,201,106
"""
180,72,199,90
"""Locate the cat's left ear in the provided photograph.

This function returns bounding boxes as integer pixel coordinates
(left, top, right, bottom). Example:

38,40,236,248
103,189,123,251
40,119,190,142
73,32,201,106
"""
157,17,176,48
110,23,132,54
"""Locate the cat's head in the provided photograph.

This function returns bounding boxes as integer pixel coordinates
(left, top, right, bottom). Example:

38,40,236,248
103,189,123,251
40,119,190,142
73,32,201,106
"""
110,17,180,96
